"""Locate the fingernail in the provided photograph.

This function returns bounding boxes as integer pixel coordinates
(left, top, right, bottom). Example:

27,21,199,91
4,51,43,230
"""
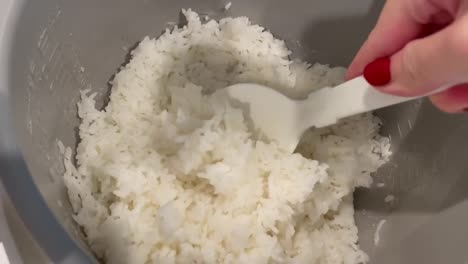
463,107,468,112
363,56,392,86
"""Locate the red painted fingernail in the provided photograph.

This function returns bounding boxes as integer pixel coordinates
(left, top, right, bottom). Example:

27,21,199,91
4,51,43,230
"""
363,56,392,86
463,107,468,112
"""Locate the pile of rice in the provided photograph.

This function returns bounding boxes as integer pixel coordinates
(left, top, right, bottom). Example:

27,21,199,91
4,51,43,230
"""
62,9,391,264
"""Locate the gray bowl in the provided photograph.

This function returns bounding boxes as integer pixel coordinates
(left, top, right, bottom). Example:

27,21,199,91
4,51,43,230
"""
1,0,468,263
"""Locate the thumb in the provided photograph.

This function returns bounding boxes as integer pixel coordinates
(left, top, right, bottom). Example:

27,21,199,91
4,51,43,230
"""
363,21,468,97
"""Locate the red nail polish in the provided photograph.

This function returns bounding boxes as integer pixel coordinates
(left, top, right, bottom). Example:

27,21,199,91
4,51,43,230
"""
363,57,392,86
463,107,468,112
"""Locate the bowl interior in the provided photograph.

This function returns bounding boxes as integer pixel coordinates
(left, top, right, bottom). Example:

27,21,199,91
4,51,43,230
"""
9,0,468,263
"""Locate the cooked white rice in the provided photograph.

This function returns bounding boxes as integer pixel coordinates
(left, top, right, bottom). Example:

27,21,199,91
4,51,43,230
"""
62,9,391,264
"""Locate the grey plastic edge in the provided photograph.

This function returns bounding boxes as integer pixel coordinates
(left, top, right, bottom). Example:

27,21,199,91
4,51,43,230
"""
0,0,94,263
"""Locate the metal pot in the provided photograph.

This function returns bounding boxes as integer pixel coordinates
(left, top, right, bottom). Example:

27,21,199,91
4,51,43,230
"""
1,0,468,263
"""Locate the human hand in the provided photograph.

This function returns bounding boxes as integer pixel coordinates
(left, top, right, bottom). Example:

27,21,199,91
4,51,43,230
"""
347,0,468,113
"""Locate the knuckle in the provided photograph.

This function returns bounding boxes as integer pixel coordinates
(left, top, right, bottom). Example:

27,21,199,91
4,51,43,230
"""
400,44,423,83
449,28,468,58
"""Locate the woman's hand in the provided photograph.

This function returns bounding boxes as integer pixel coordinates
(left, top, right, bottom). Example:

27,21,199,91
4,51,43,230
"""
347,0,468,113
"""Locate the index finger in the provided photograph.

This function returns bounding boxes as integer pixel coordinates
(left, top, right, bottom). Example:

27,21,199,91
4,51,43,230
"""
346,0,445,79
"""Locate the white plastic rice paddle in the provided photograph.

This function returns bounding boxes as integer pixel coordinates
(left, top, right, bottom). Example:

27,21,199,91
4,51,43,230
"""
219,76,449,152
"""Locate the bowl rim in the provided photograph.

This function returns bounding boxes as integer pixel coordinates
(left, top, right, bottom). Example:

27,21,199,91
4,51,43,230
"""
0,0,94,263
